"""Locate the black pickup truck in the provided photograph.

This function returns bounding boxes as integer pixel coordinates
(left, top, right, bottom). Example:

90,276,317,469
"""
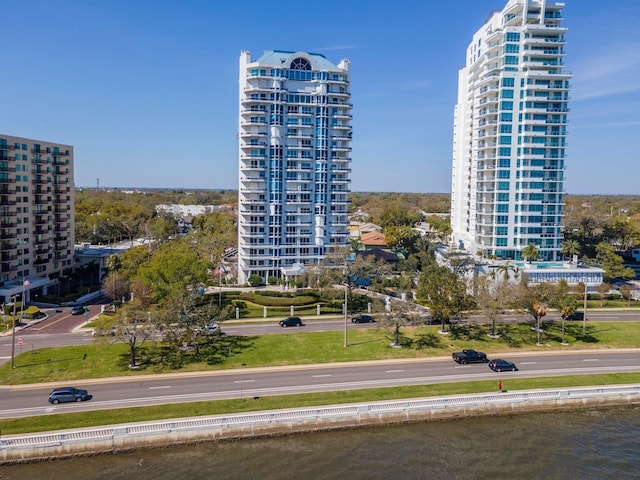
452,349,489,364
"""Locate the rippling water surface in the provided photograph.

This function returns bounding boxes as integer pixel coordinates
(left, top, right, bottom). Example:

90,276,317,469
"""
2,407,639,480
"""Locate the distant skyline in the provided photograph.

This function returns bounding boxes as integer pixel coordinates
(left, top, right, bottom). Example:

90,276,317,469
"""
2,0,638,194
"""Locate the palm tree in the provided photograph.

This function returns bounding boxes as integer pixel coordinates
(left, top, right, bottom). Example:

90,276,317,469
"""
561,239,580,262
521,243,540,264
533,301,547,346
495,260,519,282
557,294,577,345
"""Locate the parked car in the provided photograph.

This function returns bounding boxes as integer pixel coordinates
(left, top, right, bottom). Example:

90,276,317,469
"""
452,349,489,364
565,311,584,321
71,306,87,315
488,359,518,372
48,387,92,404
279,316,303,328
352,314,374,323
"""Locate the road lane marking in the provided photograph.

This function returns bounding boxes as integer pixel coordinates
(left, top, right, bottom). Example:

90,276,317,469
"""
583,359,600,362
149,386,172,390
519,362,537,365
312,374,332,378
233,380,255,383
386,370,404,373
33,314,73,330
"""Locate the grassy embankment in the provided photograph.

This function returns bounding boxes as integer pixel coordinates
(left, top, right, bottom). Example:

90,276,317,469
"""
1,320,640,435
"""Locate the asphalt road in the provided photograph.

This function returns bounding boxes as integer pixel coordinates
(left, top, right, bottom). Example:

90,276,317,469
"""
1,350,639,419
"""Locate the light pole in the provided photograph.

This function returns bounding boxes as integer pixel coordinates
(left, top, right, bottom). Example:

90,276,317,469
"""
10,295,17,369
344,281,348,348
583,283,588,335
343,257,348,348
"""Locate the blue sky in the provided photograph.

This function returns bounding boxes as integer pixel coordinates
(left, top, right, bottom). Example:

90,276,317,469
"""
2,1,638,194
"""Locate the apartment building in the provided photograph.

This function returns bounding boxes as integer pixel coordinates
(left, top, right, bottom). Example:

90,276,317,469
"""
237,50,352,284
450,0,570,261
0,135,74,304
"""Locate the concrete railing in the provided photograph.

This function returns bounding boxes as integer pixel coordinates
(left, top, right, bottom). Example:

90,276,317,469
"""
2,384,640,464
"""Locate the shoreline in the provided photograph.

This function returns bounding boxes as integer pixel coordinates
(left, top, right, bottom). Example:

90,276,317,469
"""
2,384,639,465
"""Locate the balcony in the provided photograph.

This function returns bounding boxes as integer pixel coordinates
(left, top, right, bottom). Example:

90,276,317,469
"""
0,220,16,228
0,242,17,250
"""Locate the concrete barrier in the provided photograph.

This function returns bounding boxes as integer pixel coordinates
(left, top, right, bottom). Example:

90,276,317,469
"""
2,384,639,464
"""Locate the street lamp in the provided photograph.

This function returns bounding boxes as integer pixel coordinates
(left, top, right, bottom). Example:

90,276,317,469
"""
583,283,588,335
10,294,17,369
343,257,348,348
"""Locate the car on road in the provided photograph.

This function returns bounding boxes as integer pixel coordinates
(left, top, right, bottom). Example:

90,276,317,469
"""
488,359,518,372
565,311,584,321
352,314,374,323
70,306,87,315
452,349,489,364
205,322,222,335
48,387,92,404
279,316,303,328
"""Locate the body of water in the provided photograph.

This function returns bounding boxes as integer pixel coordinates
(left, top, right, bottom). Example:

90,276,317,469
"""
2,406,639,480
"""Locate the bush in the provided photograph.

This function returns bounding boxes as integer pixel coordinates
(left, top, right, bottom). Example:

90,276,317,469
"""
247,274,263,287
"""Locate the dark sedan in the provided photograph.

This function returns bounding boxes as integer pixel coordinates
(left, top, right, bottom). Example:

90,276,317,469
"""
279,316,303,328
352,314,374,323
488,359,518,372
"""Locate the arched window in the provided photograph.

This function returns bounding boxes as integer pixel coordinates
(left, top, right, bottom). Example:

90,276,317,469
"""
290,58,311,71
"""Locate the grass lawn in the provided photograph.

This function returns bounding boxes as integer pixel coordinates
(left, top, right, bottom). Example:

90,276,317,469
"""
2,320,640,385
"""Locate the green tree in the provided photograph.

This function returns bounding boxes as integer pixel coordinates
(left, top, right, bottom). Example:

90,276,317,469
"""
516,282,558,345
555,293,577,345
595,242,635,281
416,263,471,332
561,239,580,261
521,243,540,264
135,240,208,304
494,260,520,282
383,225,421,255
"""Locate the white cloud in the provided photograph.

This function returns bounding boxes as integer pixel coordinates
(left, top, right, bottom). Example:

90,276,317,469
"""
571,42,640,101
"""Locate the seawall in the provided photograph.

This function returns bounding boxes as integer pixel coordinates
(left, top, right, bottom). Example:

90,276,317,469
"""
2,384,639,465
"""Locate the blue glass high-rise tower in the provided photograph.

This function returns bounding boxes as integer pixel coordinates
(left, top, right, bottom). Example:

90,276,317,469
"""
451,0,570,261
237,50,352,284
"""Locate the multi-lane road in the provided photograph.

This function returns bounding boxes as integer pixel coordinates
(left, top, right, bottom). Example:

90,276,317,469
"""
1,350,640,420
1,306,639,419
